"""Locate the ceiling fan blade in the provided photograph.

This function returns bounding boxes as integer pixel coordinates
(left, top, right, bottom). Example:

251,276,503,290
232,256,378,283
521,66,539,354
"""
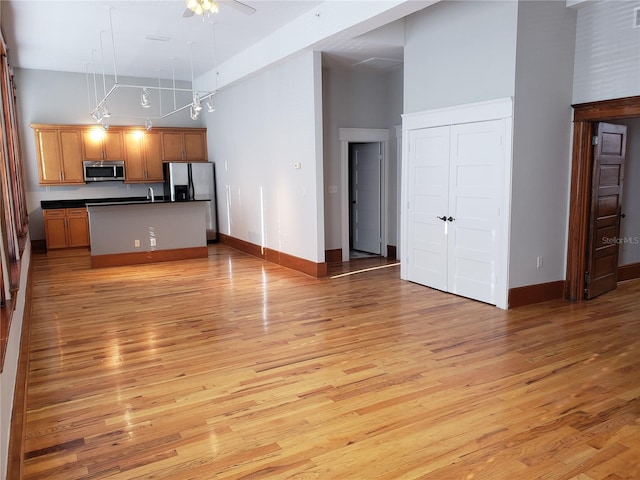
220,0,256,15
182,7,195,18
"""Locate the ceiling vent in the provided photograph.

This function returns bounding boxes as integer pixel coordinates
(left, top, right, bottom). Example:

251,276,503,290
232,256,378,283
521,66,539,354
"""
634,7,640,28
351,57,403,70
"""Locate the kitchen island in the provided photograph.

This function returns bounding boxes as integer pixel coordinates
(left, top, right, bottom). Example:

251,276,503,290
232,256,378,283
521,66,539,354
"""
86,199,210,268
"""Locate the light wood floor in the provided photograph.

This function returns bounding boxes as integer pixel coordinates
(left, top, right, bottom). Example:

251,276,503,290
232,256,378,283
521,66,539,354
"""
22,245,640,479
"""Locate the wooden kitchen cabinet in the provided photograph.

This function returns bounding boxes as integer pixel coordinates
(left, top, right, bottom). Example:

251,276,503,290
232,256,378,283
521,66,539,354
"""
123,131,164,183
33,127,85,185
160,129,207,162
43,208,90,249
81,128,124,161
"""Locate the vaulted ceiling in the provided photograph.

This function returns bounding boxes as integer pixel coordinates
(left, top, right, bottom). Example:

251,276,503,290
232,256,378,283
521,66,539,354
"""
1,0,419,86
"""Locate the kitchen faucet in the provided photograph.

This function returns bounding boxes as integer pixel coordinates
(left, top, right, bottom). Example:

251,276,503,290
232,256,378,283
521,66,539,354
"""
147,186,154,203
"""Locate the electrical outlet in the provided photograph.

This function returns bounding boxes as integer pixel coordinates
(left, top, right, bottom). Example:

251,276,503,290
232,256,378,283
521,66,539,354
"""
150,238,156,247
536,256,543,269
134,239,140,247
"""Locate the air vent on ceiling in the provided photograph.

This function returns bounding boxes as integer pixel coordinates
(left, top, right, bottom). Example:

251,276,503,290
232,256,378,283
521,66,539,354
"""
145,35,171,42
634,7,640,28
351,57,403,70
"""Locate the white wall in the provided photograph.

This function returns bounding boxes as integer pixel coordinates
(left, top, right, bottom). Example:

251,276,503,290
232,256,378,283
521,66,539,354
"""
386,67,404,250
403,1,579,290
573,0,640,104
322,65,403,252
618,118,640,266
203,51,325,262
403,0,518,113
0,241,30,480
509,1,577,288
14,68,203,241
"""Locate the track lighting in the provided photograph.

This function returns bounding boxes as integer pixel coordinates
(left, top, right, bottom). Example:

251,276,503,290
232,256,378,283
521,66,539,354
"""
86,8,217,123
145,119,153,131
192,96,202,112
140,88,151,108
103,123,110,130
190,104,200,120
206,98,215,112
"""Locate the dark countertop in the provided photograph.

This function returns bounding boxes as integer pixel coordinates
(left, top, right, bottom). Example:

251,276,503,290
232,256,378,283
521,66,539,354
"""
41,197,211,209
41,197,166,209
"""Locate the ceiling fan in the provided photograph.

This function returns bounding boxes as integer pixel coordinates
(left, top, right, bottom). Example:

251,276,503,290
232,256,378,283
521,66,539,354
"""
183,0,256,17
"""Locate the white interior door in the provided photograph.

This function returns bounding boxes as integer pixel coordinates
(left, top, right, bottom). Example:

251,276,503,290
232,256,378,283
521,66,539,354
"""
351,142,382,254
447,121,503,304
406,121,503,305
407,126,450,290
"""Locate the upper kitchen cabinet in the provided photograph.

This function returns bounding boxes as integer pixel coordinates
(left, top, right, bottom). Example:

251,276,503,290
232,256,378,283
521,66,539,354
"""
32,125,85,185
123,130,164,183
160,129,207,162
82,128,124,161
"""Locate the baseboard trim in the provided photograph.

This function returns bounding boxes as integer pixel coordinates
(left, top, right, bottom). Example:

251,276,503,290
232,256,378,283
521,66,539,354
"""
30,239,46,253
508,280,566,308
7,246,34,480
220,233,328,277
618,262,640,282
90,247,209,268
325,249,342,264
387,245,397,260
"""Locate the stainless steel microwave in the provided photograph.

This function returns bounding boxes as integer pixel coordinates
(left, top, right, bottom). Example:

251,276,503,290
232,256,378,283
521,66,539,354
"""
83,161,125,182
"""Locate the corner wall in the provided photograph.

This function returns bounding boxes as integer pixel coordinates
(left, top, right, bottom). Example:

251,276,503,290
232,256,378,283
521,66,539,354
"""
403,0,518,113
0,241,31,480
509,1,577,288
573,0,640,104
203,51,325,263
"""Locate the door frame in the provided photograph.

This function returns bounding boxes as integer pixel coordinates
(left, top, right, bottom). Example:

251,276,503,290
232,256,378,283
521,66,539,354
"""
339,128,390,262
349,142,382,255
566,95,640,301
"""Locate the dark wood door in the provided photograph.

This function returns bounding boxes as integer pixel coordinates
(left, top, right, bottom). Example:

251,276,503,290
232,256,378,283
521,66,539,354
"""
585,122,627,299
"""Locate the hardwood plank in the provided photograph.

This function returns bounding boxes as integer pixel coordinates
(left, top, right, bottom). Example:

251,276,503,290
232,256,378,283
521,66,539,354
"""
19,245,640,479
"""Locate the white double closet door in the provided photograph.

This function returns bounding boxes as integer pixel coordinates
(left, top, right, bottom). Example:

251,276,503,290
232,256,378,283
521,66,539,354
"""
405,120,505,306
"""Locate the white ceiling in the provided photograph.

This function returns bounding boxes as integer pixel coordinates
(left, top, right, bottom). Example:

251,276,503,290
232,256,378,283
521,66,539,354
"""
1,0,408,84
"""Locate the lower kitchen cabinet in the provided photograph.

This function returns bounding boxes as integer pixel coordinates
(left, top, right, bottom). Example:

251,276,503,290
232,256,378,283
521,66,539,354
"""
44,208,90,249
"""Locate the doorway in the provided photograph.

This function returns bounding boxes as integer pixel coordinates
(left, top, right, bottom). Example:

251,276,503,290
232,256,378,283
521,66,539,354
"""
349,142,382,258
566,96,640,301
339,128,390,262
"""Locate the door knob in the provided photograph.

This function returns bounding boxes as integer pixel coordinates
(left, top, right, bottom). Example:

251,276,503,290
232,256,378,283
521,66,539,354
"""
620,213,626,219
447,216,455,222
436,216,447,221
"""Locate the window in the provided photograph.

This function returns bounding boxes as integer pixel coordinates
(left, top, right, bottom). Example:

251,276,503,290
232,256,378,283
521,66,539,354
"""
0,33,28,371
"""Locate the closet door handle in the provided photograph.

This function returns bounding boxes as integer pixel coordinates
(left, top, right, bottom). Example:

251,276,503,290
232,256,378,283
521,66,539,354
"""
447,216,455,222
436,216,447,222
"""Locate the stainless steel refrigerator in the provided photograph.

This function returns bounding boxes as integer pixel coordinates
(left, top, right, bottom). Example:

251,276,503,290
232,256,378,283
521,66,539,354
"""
163,162,219,242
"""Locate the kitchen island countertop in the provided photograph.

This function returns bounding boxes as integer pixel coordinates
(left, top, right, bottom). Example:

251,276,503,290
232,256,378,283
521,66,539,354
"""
41,197,167,209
